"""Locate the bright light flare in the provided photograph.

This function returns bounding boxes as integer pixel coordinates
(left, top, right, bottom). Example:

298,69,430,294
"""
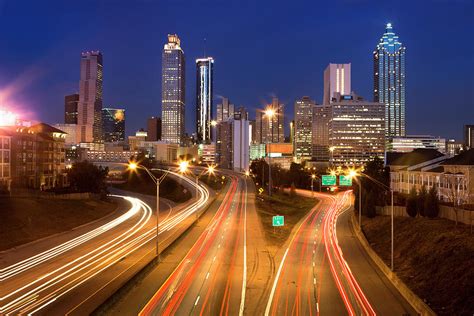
311,174,316,179
207,164,215,175
128,161,138,171
245,170,250,177
0,109,17,126
210,120,217,127
178,160,189,174
264,107,276,118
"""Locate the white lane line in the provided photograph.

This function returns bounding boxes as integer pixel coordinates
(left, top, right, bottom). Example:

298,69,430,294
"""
213,256,217,262
316,302,319,312
194,296,200,306
239,181,248,316
313,278,316,285
264,248,289,316
206,272,210,280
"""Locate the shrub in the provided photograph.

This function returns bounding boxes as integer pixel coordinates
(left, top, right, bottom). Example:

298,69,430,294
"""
406,186,418,217
417,185,428,217
425,186,440,218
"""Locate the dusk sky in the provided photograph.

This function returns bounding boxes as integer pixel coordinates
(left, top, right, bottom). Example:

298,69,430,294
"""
0,0,472,139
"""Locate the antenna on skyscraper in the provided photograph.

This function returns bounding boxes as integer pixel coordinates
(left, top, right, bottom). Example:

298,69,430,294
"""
204,37,207,57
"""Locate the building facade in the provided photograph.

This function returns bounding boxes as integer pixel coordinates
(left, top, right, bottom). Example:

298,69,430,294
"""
329,93,385,166
464,125,473,149
147,117,162,141
294,96,314,161
374,23,406,138
312,104,331,161
387,135,446,153
65,93,79,124
216,115,249,171
216,97,234,123
0,132,11,191
255,97,285,144
162,34,185,144
102,108,125,143
78,51,103,143
196,57,214,144
323,63,351,105
53,124,77,145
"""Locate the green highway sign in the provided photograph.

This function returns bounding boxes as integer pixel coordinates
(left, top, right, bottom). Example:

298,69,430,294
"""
272,215,284,227
339,175,352,186
321,175,337,186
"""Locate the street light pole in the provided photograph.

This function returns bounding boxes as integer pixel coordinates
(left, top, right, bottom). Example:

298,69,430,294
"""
155,180,160,259
359,178,362,230
391,189,394,271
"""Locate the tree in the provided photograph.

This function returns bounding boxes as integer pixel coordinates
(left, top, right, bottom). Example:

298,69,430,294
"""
364,189,377,218
406,186,418,217
67,161,108,194
417,185,428,217
446,175,467,227
425,186,440,218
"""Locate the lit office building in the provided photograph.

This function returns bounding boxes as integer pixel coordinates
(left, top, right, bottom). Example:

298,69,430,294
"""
464,125,474,149
374,23,406,138
196,57,214,144
255,97,285,144
323,63,351,105
312,104,331,161
65,93,79,124
329,93,385,166
216,114,250,172
387,135,446,153
162,34,185,144
294,96,315,161
102,108,125,142
216,97,234,123
78,51,103,143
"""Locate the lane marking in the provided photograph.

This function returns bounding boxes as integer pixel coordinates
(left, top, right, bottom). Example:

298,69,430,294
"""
239,180,248,316
264,248,289,316
194,296,200,306
206,272,210,280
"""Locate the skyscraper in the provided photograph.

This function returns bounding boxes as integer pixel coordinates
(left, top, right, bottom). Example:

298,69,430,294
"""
374,23,406,138
78,51,103,143
255,97,285,144
464,125,474,149
102,108,125,142
216,97,234,123
294,96,315,161
147,117,162,141
329,93,385,166
196,57,214,144
323,63,351,105
312,104,331,161
64,93,79,124
162,34,185,144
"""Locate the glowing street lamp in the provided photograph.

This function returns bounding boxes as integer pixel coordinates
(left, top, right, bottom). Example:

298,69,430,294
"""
179,160,189,174
127,161,168,261
264,107,276,197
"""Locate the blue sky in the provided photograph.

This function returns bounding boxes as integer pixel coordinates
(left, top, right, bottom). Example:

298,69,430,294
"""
0,0,472,139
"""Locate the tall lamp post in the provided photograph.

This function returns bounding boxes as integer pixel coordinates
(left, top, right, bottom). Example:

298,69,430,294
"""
348,169,395,271
128,162,171,262
264,107,276,197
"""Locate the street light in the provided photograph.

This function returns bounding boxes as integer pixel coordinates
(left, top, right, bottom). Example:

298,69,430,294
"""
311,174,316,196
329,146,336,165
264,107,276,197
347,168,395,271
180,162,216,219
127,161,169,261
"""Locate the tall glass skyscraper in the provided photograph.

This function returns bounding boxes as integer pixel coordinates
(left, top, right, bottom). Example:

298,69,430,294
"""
162,34,185,144
78,51,103,143
102,108,125,142
374,23,406,138
294,96,315,161
196,57,214,144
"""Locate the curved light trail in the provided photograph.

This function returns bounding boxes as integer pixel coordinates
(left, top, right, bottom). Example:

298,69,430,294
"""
0,171,210,315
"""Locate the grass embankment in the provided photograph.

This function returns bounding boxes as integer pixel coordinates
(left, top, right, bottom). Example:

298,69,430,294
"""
255,191,318,247
114,173,191,203
0,197,117,251
198,174,227,191
362,216,474,316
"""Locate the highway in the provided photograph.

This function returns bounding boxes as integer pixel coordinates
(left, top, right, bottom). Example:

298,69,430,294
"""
140,174,249,316
0,170,210,315
265,189,415,316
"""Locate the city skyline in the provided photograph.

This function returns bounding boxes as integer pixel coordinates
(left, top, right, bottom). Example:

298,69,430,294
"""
0,1,472,140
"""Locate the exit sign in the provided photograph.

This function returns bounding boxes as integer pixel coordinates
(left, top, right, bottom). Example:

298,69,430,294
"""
339,175,353,186
272,215,284,227
322,175,337,186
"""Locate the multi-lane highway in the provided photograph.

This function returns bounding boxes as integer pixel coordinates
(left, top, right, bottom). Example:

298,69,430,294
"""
140,174,249,315
265,189,415,316
0,170,210,315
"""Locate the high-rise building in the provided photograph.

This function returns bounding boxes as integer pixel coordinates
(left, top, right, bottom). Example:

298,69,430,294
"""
53,123,77,145
323,63,351,105
78,51,103,143
255,97,285,144
162,34,185,144
147,117,162,141
216,114,249,172
102,108,125,142
294,96,315,161
216,97,234,123
312,104,331,161
329,93,385,166
374,23,406,138
196,57,214,144
464,125,474,149
65,93,79,124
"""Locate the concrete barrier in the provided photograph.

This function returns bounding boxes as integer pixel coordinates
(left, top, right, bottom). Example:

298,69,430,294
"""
350,212,436,316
